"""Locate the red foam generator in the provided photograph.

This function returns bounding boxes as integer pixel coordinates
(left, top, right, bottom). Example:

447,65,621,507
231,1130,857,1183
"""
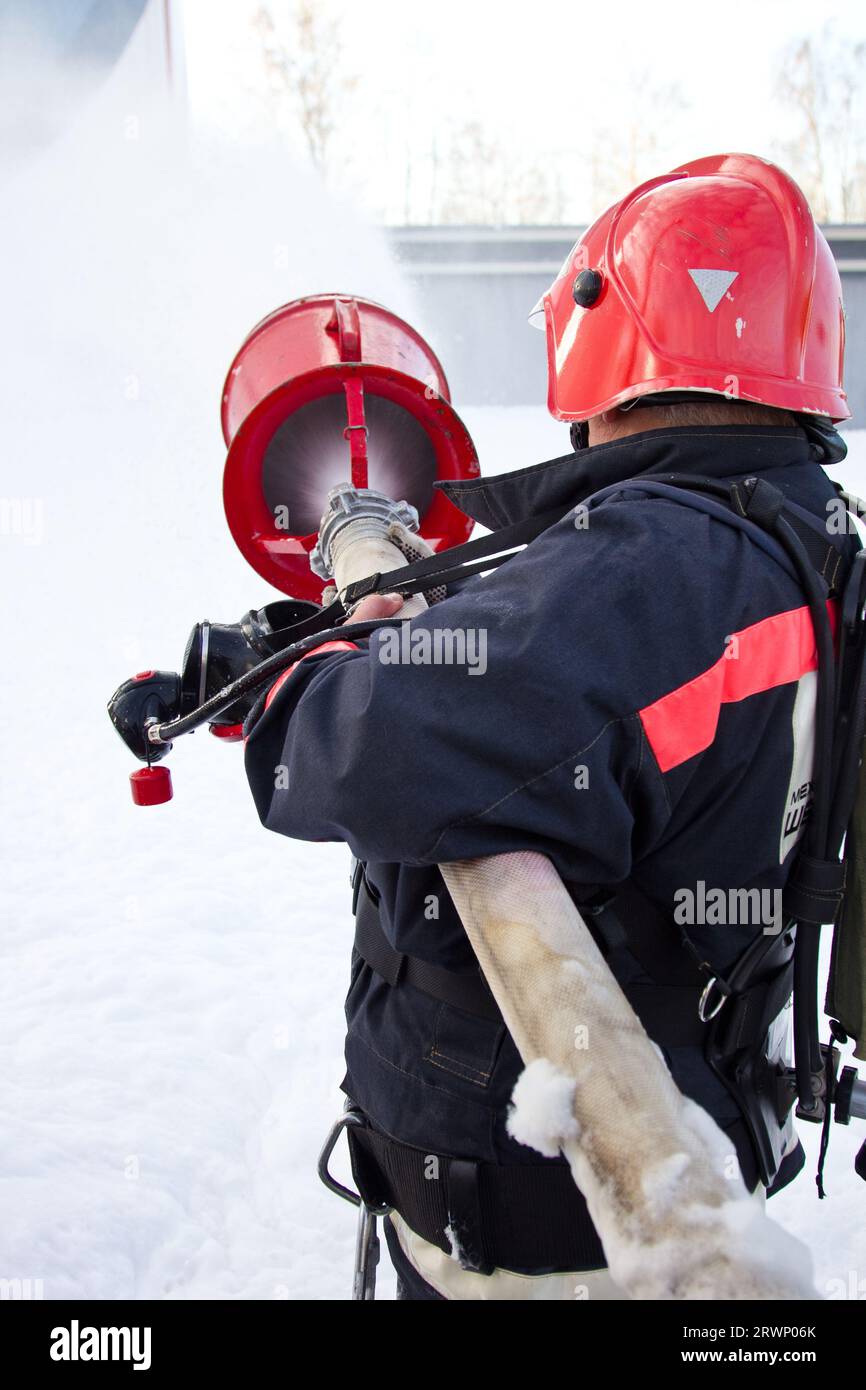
221,294,480,601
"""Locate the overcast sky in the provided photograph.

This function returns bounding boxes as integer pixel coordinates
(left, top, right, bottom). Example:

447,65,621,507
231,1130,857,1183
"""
182,0,866,222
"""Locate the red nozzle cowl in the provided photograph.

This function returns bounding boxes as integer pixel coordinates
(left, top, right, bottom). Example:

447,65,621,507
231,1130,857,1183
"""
130,766,173,806
221,294,478,601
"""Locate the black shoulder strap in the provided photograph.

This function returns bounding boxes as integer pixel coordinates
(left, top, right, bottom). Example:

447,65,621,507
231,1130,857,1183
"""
339,505,566,609
279,468,851,642
732,481,849,596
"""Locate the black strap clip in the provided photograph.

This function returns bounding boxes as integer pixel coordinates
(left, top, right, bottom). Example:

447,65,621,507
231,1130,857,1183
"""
783,854,846,926
731,476,786,528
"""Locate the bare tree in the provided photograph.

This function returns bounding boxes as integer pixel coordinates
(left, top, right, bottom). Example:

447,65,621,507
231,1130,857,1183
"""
587,76,687,213
436,121,506,223
252,2,356,178
776,28,866,222
435,120,566,225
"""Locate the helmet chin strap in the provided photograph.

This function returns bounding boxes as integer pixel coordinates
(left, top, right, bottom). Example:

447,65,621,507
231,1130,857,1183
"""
569,421,589,451
796,415,848,464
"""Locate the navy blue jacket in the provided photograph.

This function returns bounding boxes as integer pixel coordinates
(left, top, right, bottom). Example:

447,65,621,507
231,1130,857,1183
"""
244,425,847,1194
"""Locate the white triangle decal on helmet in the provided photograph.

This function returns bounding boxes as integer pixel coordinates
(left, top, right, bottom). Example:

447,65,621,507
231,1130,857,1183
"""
688,268,739,313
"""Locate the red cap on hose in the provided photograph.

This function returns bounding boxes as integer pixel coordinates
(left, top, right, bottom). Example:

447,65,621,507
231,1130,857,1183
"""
130,766,173,806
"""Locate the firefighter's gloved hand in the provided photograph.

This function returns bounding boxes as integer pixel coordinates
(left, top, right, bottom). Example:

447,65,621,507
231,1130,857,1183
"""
346,592,405,624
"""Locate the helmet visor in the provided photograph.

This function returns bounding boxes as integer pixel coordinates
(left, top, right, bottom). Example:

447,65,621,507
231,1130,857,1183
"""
527,293,547,331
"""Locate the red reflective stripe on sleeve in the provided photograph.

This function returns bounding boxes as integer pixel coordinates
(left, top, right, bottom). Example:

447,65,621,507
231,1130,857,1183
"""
639,603,832,774
263,640,359,711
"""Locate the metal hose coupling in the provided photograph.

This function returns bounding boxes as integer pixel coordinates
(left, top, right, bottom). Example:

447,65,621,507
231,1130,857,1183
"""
309,484,421,581
309,484,429,619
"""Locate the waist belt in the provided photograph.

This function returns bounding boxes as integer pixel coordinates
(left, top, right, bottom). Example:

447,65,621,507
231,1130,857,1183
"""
353,875,502,1022
347,1121,607,1276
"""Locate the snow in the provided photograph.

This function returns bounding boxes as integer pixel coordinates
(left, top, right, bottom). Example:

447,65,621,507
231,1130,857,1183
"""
506,1058,581,1158
639,1151,692,1212
597,1173,818,1304
443,1224,464,1265
2,25,866,1303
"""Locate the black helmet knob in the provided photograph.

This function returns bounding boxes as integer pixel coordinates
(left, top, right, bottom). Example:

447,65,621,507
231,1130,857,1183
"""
572,269,603,308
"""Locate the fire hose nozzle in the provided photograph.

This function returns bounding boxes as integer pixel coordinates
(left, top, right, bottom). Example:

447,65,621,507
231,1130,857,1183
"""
310,484,420,581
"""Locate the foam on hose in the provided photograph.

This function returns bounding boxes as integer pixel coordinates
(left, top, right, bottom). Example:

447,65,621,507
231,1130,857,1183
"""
440,853,816,1300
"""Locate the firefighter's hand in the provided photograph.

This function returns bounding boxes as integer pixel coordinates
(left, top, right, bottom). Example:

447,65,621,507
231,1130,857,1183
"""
346,592,405,624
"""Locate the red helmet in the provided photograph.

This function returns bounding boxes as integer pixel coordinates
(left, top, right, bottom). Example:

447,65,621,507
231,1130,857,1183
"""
535,154,849,423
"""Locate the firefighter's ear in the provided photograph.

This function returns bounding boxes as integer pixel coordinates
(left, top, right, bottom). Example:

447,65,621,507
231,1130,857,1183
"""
586,413,617,447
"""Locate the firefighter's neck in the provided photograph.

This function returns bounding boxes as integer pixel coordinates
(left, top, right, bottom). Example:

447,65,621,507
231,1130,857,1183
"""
587,401,796,446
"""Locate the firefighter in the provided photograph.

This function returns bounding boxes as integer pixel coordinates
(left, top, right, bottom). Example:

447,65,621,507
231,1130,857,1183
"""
243,154,854,1298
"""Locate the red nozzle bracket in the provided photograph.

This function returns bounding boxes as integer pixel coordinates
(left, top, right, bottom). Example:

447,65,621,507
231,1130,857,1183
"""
343,377,368,489
325,296,362,361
